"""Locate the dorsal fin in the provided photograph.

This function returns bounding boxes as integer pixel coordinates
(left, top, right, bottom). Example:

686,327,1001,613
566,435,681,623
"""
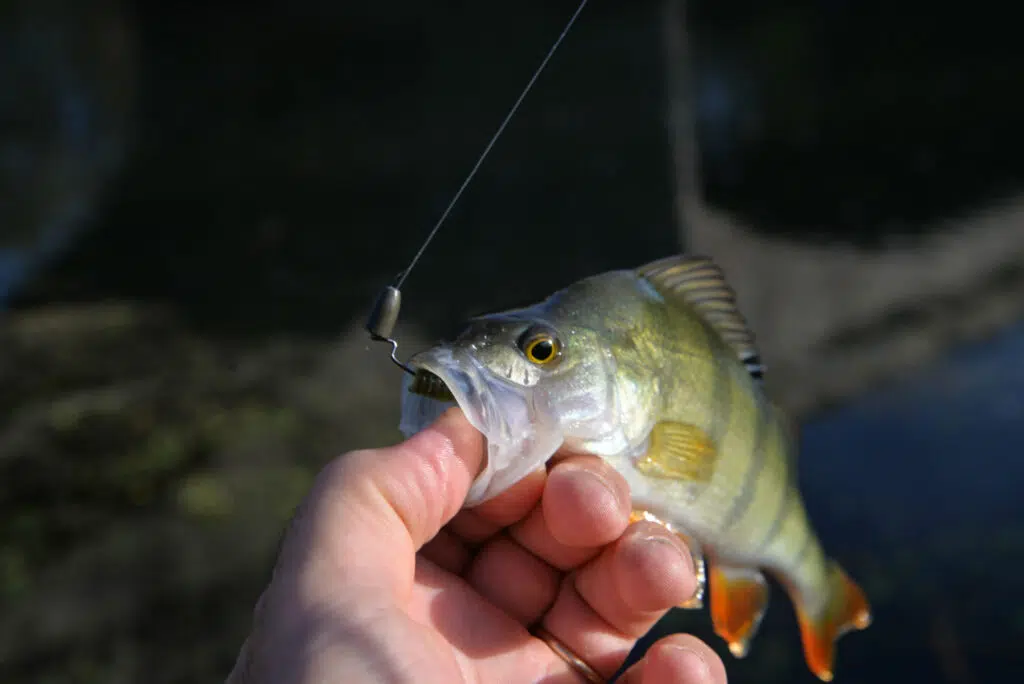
638,254,765,382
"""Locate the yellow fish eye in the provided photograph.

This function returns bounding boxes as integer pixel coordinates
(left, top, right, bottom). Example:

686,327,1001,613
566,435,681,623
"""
519,328,561,365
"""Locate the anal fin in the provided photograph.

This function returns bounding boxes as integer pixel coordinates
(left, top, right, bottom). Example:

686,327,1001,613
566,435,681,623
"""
628,509,706,609
709,563,770,658
794,564,873,682
634,421,717,484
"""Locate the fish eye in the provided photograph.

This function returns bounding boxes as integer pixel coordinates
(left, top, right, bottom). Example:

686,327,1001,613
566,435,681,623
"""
517,326,562,365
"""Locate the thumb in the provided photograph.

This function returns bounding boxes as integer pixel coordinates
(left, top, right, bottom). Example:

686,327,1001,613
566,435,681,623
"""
275,408,485,597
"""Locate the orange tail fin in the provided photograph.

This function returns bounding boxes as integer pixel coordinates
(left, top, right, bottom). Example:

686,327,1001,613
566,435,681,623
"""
795,564,872,682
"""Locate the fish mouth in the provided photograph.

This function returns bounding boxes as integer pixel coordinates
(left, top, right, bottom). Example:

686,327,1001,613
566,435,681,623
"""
399,346,564,507
408,368,455,402
399,350,494,450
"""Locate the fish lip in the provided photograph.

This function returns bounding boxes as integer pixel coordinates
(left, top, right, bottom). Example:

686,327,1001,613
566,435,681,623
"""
402,346,510,449
402,348,508,500
400,346,564,507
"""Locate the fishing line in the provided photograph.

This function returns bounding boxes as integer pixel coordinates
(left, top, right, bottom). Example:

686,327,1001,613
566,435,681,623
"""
366,0,591,374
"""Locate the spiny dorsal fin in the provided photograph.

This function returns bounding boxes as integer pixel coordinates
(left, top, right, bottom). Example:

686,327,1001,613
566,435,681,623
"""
638,254,765,382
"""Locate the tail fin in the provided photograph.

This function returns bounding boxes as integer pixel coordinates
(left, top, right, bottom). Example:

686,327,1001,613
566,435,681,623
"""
795,563,872,682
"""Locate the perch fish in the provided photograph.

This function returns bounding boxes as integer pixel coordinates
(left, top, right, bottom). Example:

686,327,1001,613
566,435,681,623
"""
398,254,871,681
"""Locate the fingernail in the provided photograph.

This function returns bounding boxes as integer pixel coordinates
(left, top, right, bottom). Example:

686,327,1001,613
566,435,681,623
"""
641,533,694,575
663,645,711,683
561,463,620,502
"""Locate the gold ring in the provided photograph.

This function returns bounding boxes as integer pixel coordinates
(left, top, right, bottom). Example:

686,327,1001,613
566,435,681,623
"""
531,624,605,683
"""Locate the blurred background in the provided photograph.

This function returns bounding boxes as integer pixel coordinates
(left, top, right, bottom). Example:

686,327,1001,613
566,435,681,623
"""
1,0,1022,682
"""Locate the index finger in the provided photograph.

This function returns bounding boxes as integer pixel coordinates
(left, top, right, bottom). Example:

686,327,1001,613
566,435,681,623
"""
443,467,548,544
445,448,630,554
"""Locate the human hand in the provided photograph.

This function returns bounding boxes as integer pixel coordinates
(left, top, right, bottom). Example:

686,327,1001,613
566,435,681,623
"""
227,409,727,683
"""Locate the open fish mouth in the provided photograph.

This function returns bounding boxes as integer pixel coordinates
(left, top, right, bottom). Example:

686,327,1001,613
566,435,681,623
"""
399,351,491,448
408,368,455,402
399,346,564,507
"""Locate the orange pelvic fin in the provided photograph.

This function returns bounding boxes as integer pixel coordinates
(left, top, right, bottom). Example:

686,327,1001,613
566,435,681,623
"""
629,509,706,609
794,564,873,682
708,563,770,658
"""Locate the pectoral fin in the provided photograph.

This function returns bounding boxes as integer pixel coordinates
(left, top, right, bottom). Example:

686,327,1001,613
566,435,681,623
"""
709,563,771,658
634,421,717,484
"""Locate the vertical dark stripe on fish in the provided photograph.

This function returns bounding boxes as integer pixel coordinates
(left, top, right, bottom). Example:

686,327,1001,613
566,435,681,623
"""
789,516,814,568
754,475,792,555
709,336,733,447
752,413,795,553
721,387,768,531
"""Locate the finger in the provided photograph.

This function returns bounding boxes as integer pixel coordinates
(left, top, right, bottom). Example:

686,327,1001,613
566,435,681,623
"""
457,457,641,627
419,528,473,574
574,521,696,637
619,634,727,684
534,522,697,679
275,408,485,598
409,558,583,684
424,465,547,574
508,454,631,570
463,534,561,624
536,577,634,678
445,467,547,544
